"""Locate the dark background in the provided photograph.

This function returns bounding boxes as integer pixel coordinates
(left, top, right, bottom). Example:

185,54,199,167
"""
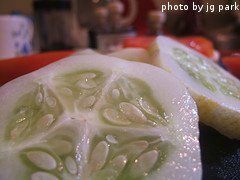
200,122,240,180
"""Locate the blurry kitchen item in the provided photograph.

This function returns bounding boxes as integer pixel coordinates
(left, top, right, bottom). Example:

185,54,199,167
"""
73,0,108,28
152,0,204,35
107,0,137,33
94,7,110,33
89,0,138,52
130,0,156,33
96,31,136,53
208,0,240,51
179,0,204,35
73,0,109,49
235,0,240,25
82,0,137,32
33,0,87,51
211,33,240,51
147,10,166,35
0,15,33,59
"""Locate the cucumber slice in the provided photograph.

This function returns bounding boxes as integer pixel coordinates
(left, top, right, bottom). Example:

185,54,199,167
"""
150,36,240,139
108,48,150,63
0,54,201,179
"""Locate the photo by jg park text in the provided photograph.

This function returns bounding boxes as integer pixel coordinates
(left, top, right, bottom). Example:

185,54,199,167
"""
161,1,240,13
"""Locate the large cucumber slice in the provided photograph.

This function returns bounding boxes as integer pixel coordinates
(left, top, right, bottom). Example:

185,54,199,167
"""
150,36,240,139
0,54,201,179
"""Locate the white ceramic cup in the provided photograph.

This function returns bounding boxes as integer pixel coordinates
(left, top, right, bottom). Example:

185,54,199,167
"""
0,15,34,59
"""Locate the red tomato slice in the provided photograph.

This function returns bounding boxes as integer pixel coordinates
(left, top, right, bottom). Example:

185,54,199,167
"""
123,36,156,49
177,36,214,58
0,51,74,85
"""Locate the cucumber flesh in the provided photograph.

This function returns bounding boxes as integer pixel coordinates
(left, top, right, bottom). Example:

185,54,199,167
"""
0,54,201,179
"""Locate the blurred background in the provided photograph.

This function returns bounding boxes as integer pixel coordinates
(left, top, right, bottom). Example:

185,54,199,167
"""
0,0,235,29
0,0,239,55
0,2,240,180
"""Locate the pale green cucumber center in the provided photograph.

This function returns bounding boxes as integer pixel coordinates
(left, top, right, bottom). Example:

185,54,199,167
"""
173,48,240,99
1,70,174,180
54,70,107,111
101,76,167,127
88,130,173,180
5,84,63,142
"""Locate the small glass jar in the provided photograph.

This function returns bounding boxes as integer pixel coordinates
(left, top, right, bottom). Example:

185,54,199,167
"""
33,0,86,51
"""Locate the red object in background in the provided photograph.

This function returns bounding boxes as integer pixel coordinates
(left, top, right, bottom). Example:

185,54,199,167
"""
121,0,156,33
0,51,74,85
123,36,215,58
177,36,214,58
222,53,240,79
124,36,156,49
